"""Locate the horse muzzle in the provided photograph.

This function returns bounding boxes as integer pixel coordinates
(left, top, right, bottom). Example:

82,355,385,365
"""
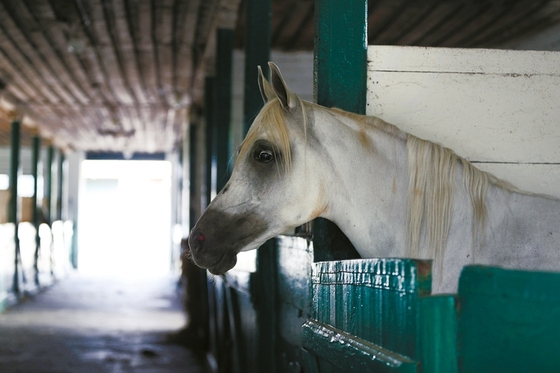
186,230,233,274
187,208,270,274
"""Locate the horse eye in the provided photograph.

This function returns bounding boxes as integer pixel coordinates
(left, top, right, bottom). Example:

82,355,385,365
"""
255,149,274,163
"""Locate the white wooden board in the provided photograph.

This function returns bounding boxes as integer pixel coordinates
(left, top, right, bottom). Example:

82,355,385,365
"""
366,46,560,198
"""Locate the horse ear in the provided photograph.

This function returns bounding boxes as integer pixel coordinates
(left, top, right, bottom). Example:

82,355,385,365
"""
268,62,299,111
258,66,275,103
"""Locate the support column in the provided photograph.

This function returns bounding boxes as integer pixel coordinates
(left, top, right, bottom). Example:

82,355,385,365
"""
31,135,41,286
214,28,234,192
188,124,197,229
204,76,215,205
242,0,275,371
9,119,21,295
243,0,272,133
56,150,64,221
312,0,367,261
44,145,54,224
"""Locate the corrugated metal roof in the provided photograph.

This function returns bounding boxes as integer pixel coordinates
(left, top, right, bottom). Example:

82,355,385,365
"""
0,0,559,153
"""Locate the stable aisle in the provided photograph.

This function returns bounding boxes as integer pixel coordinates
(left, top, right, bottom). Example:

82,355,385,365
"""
0,272,204,373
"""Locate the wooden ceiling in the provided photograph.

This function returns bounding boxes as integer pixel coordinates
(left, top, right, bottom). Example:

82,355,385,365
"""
0,0,559,153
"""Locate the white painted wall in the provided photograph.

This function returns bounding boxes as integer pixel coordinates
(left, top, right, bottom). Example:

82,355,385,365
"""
366,46,560,198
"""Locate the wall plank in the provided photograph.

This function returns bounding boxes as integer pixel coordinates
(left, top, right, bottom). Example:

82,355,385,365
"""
367,46,560,198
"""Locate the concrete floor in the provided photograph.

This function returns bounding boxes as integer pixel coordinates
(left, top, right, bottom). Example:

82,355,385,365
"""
0,272,205,373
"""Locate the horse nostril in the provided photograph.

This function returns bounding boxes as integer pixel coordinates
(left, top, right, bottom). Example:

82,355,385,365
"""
188,231,205,252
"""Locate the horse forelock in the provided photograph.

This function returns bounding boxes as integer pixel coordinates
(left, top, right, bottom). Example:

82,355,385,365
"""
238,98,306,172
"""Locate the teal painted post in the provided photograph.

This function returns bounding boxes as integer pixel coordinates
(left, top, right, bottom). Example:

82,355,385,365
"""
314,0,368,112
459,266,560,373
312,0,367,261
44,146,54,224
243,0,276,371
9,120,21,295
56,151,64,221
203,75,220,365
205,76,216,205
189,124,198,229
214,29,234,191
31,135,41,286
420,296,459,373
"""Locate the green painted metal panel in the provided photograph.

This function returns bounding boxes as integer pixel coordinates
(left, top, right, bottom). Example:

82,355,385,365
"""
241,3,275,370
214,29,234,191
276,236,313,314
420,295,458,373
311,258,431,360
458,266,560,373
302,319,417,373
314,0,367,113
255,239,277,373
312,0,367,261
210,275,232,373
275,236,314,372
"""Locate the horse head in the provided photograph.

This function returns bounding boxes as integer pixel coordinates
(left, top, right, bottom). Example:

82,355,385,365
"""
187,63,327,274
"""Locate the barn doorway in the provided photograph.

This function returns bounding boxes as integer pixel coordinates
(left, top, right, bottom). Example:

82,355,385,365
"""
77,159,173,278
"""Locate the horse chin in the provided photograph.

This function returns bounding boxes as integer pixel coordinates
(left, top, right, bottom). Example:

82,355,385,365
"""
194,249,238,275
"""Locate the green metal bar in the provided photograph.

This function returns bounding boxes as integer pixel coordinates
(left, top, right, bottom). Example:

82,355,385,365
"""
302,319,417,373
243,1,276,371
9,120,21,295
459,266,560,372
243,0,271,134
419,295,459,373
312,0,367,261
214,29,234,192
31,135,41,286
314,0,368,112
44,145,54,224
56,151,64,221
189,124,198,229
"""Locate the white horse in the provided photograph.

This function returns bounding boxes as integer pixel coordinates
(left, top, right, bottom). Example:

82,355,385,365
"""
188,62,560,293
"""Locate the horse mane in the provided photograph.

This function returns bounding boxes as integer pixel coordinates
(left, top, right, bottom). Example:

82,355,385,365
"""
324,107,512,270
242,99,512,269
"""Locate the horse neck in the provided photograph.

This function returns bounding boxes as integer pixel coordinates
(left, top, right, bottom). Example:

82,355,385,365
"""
310,106,410,257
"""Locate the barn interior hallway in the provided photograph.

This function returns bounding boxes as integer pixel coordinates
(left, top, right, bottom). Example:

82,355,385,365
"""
0,158,203,372
0,272,203,373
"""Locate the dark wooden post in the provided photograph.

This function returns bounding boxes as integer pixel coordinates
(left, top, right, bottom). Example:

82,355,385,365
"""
44,145,54,224
9,119,21,295
243,0,276,371
312,0,367,261
243,0,272,133
31,135,41,286
56,150,64,221
204,76,216,205
214,29,234,191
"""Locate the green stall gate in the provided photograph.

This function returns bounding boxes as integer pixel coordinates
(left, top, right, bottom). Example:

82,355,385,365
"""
205,237,560,373
199,1,560,372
